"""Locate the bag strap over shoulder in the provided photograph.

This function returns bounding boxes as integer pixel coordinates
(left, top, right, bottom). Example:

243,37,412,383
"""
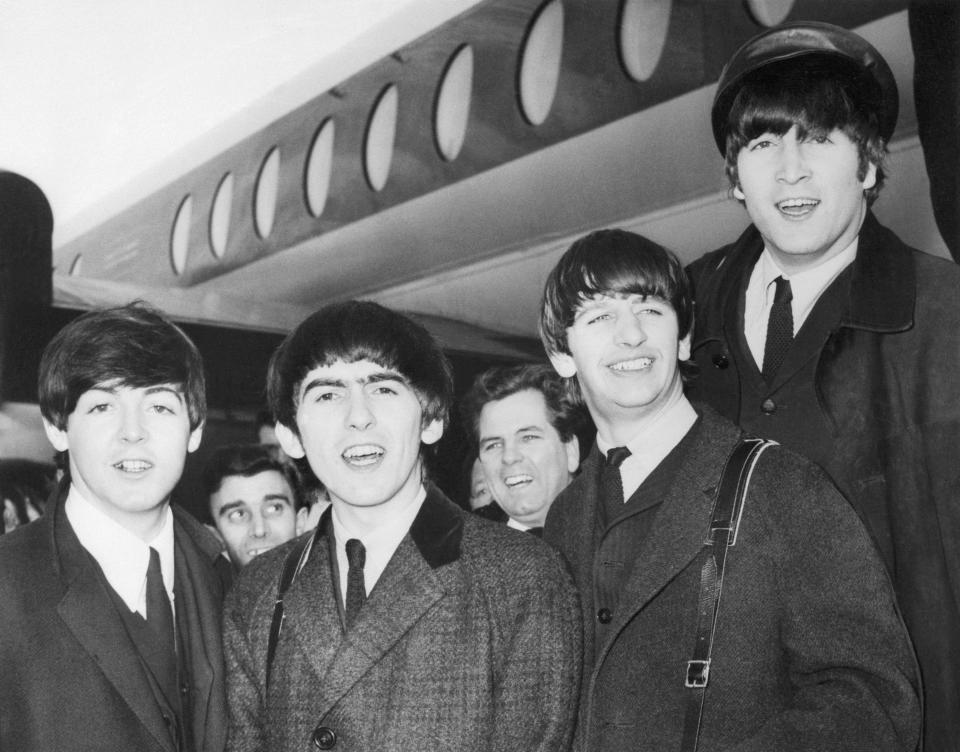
265,528,318,692
680,436,777,752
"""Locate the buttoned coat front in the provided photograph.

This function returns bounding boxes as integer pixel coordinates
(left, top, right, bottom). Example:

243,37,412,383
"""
223,487,582,752
687,214,960,750
544,407,920,752
0,487,230,752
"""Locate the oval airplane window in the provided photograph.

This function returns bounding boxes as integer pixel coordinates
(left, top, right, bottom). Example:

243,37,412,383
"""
305,118,335,217
619,0,672,82
254,147,280,239
435,44,474,161
518,0,564,126
744,0,794,27
209,172,233,259
170,194,192,275
365,84,399,192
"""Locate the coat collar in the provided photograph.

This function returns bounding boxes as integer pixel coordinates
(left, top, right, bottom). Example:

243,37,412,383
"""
695,212,915,345
282,484,463,717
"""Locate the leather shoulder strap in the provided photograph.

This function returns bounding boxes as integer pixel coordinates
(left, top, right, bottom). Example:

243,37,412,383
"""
265,530,317,692
680,436,777,752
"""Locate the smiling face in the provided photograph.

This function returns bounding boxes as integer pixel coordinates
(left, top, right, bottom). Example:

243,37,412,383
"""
210,469,305,568
477,389,578,527
276,359,443,520
550,294,689,444
734,124,876,273
43,382,202,540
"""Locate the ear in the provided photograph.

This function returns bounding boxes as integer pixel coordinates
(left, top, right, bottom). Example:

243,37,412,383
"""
420,418,444,446
42,417,69,453
678,330,692,362
275,422,306,459
861,161,878,191
187,423,204,453
564,435,580,474
295,506,309,536
549,351,577,379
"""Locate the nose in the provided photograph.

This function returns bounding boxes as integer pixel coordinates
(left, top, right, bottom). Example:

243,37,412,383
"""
346,391,375,431
501,439,523,465
616,313,646,347
776,132,810,184
119,407,146,443
250,514,268,539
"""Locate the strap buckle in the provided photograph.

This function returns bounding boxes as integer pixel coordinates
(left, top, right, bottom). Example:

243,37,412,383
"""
685,659,710,688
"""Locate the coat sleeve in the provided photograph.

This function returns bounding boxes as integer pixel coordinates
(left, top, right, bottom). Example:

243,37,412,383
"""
489,547,583,752
222,587,269,752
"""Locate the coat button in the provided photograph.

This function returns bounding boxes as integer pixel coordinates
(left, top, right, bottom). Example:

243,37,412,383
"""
711,353,729,369
313,726,337,749
597,608,613,624
761,398,776,414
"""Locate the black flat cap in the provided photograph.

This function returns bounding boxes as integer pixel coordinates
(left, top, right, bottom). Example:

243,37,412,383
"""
711,21,899,154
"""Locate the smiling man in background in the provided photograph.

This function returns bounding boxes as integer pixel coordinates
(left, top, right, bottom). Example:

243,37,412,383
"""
461,364,581,535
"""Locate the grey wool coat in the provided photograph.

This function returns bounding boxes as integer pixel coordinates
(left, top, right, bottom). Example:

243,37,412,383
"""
544,406,921,752
223,485,582,752
0,486,230,752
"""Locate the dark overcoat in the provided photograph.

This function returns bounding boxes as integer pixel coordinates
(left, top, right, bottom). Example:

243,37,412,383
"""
687,213,960,750
544,407,920,751
223,486,582,752
0,488,230,752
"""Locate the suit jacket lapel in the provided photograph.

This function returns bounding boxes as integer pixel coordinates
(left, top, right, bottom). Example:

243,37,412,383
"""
172,510,227,752
595,411,741,668
53,497,176,752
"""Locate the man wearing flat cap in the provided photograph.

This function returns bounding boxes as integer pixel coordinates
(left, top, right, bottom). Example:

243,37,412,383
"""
688,22,960,750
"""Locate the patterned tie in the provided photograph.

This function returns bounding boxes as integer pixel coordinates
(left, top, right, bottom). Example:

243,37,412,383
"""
146,547,175,656
762,276,793,383
601,446,632,506
345,539,367,628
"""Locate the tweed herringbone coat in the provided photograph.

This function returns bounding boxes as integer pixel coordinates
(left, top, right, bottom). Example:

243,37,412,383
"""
545,407,920,752
224,487,582,752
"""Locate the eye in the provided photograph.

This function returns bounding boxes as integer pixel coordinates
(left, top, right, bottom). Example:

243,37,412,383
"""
225,508,249,523
264,501,288,516
521,433,541,442
480,440,502,453
149,403,177,415
371,383,399,396
586,311,611,325
87,403,112,414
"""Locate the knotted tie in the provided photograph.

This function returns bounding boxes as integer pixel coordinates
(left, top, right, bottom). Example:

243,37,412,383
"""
762,276,793,383
146,547,175,656
601,446,632,506
345,539,367,628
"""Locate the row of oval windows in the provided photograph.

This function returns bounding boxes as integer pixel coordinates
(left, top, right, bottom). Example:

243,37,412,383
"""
163,0,797,276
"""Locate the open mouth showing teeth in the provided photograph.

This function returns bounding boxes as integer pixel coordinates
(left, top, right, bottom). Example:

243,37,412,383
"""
610,357,653,371
504,474,533,488
247,548,270,558
777,198,818,215
343,444,385,466
115,460,151,472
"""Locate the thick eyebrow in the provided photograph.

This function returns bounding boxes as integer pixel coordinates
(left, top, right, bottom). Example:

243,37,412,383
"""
144,385,186,404
87,383,185,403
300,369,409,399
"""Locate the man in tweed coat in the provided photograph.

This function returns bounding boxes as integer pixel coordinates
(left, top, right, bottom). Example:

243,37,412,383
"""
539,229,920,751
223,301,581,752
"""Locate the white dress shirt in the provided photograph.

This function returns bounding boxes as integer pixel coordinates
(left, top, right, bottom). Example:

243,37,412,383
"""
596,394,698,502
65,485,175,618
744,242,858,371
331,484,426,606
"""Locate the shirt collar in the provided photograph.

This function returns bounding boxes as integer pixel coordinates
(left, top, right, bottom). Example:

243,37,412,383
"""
331,484,427,600
65,484,175,617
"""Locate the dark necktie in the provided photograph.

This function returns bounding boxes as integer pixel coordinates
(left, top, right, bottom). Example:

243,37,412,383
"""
601,446,632,506
762,276,793,382
146,547,176,657
345,539,366,628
